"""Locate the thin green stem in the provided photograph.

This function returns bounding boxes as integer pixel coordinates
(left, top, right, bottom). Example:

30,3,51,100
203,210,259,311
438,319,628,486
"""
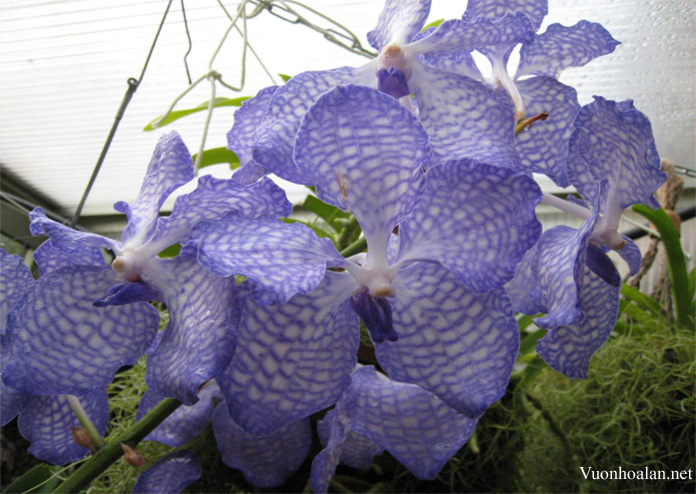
66,395,105,449
339,236,367,258
53,398,181,493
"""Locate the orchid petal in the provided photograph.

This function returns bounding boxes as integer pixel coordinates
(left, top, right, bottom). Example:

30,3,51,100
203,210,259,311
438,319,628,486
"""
29,208,120,254
504,241,545,315
367,0,431,50
253,67,373,185
295,85,428,264
4,265,159,396
218,272,359,436
398,160,541,292
137,385,221,447
212,404,311,488
146,176,291,255
567,97,666,218
408,64,519,169
377,262,518,417
409,13,534,55
92,281,161,307
317,408,384,470
537,265,620,378
18,390,109,465
194,216,343,305
119,132,194,246
143,255,239,405
419,49,482,80
1,250,34,333
517,21,620,78
462,0,548,32
133,450,202,494
1,333,29,425
515,77,580,186
33,241,105,276
342,366,478,479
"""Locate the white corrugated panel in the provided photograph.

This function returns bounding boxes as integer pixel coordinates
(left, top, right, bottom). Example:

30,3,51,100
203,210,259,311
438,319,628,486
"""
1,0,694,216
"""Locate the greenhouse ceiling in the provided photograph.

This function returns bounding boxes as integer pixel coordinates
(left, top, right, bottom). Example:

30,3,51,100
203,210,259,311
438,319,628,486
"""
1,0,694,218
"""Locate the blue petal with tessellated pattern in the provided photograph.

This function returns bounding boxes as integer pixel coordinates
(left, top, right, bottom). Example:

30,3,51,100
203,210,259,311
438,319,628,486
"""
33,241,104,276
295,85,428,259
516,21,620,78
4,265,159,396
194,216,344,305
367,0,431,50
143,255,239,405
29,208,120,254
397,160,541,292
375,262,519,417
462,0,548,31
217,272,359,436
1,249,34,333
133,450,202,494
212,404,311,488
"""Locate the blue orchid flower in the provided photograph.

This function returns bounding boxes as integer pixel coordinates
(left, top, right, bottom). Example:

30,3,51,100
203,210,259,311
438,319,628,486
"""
231,0,536,186
1,246,111,465
506,96,667,377
423,0,620,186
4,131,292,406
132,450,202,494
191,85,542,436
311,365,479,494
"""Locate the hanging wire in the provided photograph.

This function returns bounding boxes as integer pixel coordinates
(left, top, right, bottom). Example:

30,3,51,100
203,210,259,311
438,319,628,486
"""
180,0,194,85
672,165,696,178
69,0,175,228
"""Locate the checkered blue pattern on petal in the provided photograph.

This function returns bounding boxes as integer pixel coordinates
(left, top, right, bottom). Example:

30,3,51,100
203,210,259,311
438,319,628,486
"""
29,208,120,254
617,237,642,276
119,132,194,246
515,77,580,186
18,390,109,465
1,249,34,333
1,333,30,426
504,241,545,315
567,97,666,212
463,0,548,31
217,272,359,436
311,407,349,494
398,160,541,292
296,85,428,253
367,0,431,49
410,13,533,55
377,262,518,417
420,49,482,80
33,241,105,276
342,366,478,479
228,86,276,166
194,216,343,305
143,256,239,405
212,404,311,488
137,385,220,447
253,67,371,185
4,265,159,395
537,265,620,378
149,176,291,252
317,408,384,470
133,450,201,494
517,21,620,78
409,65,519,169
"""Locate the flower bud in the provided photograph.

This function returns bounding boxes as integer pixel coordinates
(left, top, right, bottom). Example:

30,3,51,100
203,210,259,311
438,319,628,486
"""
72,426,96,452
121,443,146,468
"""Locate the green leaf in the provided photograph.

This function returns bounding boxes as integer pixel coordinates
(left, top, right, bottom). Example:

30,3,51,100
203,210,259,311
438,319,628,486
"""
301,195,350,232
2,464,61,493
278,73,292,82
620,284,661,316
688,266,696,303
143,96,250,131
191,147,241,170
282,218,332,239
519,328,546,356
422,19,443,31
158,244,181,258
632,205,693,329
517,314,537,331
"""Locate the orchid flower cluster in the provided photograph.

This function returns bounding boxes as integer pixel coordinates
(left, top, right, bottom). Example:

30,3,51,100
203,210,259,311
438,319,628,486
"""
1,0,666,492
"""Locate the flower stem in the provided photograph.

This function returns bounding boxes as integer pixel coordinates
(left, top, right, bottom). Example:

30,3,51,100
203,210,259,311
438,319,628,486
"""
53,398,182,493
66,395,105,450
541,193,591,220
340,236,367,258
